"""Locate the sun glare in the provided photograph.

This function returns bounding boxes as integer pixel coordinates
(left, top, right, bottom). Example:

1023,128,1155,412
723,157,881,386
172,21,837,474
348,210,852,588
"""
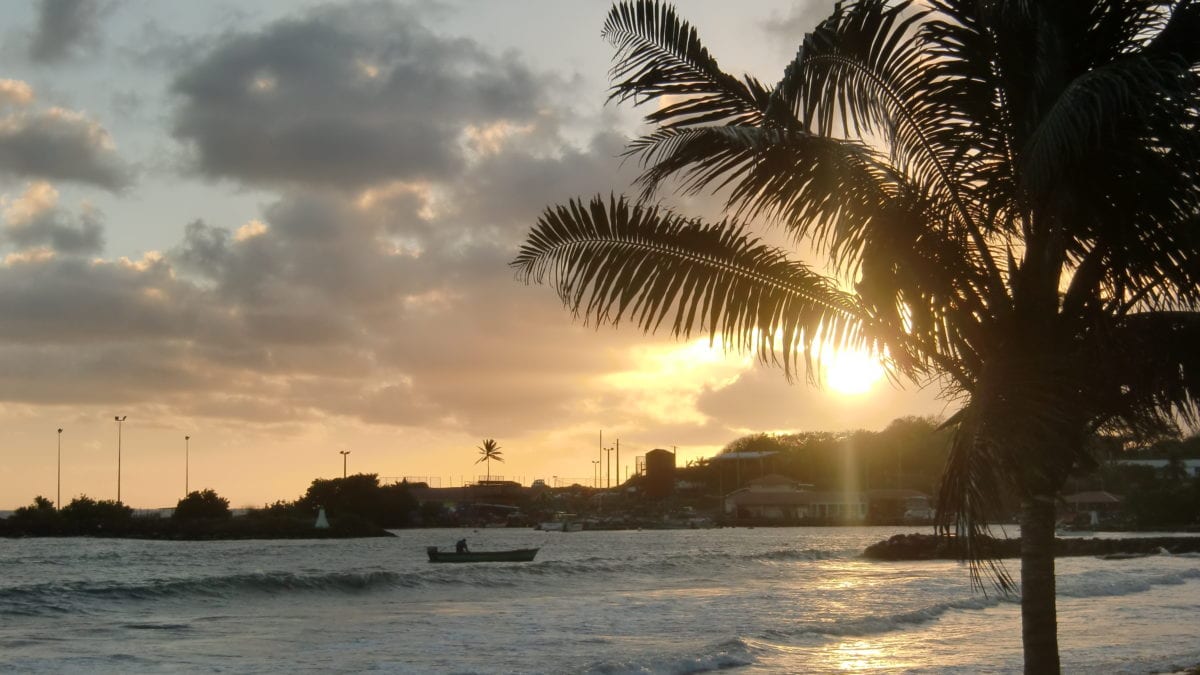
822,349,885,396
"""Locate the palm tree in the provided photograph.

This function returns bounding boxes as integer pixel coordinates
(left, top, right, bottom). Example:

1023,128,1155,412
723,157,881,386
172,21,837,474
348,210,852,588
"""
511,1,1200,671
476,439,504,483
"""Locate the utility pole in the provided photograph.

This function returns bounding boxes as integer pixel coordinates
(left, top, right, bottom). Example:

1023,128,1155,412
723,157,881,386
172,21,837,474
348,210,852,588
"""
339,450,351,479
57,428,63,511
114,416,126,503
185,435,191,496
616,438,620,488
604,446,614,488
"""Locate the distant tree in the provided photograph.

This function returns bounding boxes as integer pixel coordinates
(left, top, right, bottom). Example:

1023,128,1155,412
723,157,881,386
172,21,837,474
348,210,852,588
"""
294,474,414,527
173,489,232,521
476,439,504,482
61,495,132,529
1125,477,1200,528
1163,453,1190,484
8,496,61,529
23,495,57,513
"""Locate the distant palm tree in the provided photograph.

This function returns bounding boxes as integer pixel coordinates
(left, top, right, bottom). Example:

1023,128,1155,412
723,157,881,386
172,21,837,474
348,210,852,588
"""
511,1,1200,671
476,439,504,482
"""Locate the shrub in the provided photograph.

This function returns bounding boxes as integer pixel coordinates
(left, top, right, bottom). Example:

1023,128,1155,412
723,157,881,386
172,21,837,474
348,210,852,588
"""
173,489,232,520
61,495,132,530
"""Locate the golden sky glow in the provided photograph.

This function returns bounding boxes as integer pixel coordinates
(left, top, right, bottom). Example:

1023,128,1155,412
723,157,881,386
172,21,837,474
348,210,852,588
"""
821,349,886,397
0,0,948,510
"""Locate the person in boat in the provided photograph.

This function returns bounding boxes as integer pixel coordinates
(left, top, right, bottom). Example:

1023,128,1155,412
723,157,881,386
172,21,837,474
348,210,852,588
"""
455,538,469,553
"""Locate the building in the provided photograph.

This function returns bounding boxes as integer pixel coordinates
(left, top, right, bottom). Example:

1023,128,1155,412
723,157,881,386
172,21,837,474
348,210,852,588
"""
866,489,934,524
723,474,867,522
644,448,676,498
1061,491,1123,526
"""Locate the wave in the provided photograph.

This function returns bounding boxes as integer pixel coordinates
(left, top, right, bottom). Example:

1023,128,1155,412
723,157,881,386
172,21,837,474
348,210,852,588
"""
759,595,1008,641
581,637,755,675
0,569,410,614
1057,567,1200,599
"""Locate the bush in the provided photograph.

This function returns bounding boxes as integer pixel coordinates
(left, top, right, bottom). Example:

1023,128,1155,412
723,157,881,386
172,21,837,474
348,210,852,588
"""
296,474,417,527
174,489,232,521
60,496,132,530
4,496,63,534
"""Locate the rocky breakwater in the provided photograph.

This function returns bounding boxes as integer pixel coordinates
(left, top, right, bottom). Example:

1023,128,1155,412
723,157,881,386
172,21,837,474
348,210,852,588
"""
863,532,1200,560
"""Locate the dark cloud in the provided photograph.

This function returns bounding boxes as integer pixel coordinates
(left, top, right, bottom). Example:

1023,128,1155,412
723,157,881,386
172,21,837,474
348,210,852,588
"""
29,0,107,64
0,54,877,448
171,2,547,190
0,254,198,346
2,200,104,254
0,106,130,190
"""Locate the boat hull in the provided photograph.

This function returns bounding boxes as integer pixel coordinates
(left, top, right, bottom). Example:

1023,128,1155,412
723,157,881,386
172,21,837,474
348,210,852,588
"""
425,546,539,563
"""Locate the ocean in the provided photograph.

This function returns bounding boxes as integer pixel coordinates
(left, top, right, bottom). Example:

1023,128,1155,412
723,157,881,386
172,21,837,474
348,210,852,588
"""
1,526,1198,674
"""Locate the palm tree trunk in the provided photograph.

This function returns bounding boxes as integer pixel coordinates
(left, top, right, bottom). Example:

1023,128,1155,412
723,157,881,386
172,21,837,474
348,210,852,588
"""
1020,495,1060,674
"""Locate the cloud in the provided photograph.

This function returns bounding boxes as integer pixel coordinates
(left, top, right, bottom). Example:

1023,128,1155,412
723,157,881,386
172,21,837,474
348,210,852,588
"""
696,366,946,434
760,1,839,45
1,181,104,254
29,0,107,64
170,2,548,191
0,101,130,190
0,80,35,109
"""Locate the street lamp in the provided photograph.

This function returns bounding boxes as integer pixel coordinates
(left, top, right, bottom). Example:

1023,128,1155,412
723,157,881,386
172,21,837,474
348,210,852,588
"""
591,459,600,488
339,450,351,479
114,416,127,503
57,428,63,511
185,435,191,496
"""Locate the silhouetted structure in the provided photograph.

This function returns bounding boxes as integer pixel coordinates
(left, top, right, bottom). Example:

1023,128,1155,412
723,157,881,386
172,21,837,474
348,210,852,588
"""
644,448,675,498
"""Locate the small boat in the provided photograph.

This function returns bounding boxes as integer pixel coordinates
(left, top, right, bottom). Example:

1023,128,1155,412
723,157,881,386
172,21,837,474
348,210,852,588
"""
425,546,539,563
537,512,582,532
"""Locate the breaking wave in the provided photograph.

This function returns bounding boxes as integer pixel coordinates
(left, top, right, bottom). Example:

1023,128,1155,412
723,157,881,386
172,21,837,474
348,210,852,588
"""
581,637,755,674
1057,567,1200,599
0,569,408,615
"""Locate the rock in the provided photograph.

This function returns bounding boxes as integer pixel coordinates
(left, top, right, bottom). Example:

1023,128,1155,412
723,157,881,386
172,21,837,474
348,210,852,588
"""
863,532,1200,560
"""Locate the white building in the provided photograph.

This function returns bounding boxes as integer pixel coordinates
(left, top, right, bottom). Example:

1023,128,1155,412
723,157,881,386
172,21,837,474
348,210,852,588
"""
723,474,867,521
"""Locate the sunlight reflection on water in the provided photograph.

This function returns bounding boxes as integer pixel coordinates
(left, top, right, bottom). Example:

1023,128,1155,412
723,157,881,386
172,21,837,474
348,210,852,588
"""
0,528,1197,674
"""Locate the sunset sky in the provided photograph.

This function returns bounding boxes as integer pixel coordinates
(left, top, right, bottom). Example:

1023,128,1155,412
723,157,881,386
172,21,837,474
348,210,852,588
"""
0,0,948,510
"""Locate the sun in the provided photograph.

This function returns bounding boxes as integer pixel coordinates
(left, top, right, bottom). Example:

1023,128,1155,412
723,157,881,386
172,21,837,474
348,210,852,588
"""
822,349,885,396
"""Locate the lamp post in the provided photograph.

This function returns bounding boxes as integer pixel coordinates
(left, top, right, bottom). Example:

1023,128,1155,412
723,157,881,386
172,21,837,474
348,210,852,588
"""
184,435,191,496
57,428,63,510
604,446,615,489
114,416,126,503
339,450,350,479
591,460,599,488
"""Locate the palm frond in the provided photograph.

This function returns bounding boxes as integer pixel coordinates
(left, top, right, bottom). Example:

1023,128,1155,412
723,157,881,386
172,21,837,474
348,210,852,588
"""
936,353,1091,593
935,404,1016,594
626,124,991,322
1020,53,1197,197
776,0,1009,311
603,0,770,128
511,195,871,380
1085,311,1200,436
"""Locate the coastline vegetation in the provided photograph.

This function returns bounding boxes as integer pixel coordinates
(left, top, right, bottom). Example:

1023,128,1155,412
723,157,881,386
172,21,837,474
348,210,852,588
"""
4,422,1196,537
0,474,420,539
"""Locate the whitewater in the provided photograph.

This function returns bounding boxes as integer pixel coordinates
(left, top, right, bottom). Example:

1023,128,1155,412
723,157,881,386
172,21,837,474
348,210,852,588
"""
1,526,1198,674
